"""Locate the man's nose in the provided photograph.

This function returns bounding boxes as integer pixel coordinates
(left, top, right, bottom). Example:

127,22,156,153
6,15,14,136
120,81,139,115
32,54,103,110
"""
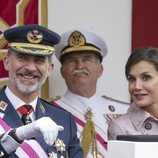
24,62,37,71
76,60,84,69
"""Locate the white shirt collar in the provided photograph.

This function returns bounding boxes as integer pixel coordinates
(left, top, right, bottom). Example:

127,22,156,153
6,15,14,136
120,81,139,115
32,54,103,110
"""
62,90,97,113
5,86,37,111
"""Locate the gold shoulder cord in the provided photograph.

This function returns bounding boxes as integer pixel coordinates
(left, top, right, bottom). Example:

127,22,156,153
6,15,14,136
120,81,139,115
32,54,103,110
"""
81,108,99,158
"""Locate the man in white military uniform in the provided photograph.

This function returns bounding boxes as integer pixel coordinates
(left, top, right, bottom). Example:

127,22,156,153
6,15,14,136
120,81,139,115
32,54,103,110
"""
52,29,129,158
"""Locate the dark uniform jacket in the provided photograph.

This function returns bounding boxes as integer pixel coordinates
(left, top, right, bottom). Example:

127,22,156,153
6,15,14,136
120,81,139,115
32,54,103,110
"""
0,86,83,158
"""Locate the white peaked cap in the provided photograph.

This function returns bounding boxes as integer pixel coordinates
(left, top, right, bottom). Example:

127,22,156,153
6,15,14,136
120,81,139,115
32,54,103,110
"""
55,29,108,63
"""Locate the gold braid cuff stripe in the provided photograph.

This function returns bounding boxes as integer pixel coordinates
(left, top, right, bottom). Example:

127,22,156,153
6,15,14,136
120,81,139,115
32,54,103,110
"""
61,45,103,56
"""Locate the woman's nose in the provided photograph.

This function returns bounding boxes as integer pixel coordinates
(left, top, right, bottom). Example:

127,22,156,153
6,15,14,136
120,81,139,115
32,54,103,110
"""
134,80,142,90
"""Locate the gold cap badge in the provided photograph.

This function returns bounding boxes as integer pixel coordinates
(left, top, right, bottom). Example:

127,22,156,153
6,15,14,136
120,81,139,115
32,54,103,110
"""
27,29,43,44
68,31,86,47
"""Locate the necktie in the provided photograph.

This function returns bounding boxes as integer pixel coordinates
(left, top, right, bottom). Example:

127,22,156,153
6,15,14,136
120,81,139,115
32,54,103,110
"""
18,105,33,125
81,108,98,158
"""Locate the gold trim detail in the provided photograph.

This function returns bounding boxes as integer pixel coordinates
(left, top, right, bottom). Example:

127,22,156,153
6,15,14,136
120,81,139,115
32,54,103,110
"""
9,43,54,55
9,43,54,51
61,45,103,57
81,108,99,157
11,46,53,55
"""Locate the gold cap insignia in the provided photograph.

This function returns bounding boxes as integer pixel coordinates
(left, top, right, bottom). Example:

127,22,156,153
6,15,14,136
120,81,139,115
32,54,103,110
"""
0,101,8,111
27,29,43,44
68,31,86,47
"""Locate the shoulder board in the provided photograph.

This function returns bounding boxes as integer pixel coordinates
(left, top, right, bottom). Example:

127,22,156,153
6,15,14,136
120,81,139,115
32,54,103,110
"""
41,98,68,112
102,95,129,105
46,96,61,102
49,96,61,102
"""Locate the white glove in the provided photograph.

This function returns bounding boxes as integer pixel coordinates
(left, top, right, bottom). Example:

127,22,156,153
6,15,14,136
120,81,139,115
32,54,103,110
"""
16,117,64,146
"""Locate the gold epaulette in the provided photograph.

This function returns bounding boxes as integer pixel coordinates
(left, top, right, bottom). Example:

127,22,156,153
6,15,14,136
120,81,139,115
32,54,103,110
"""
102,95,129,105
48,95,61,102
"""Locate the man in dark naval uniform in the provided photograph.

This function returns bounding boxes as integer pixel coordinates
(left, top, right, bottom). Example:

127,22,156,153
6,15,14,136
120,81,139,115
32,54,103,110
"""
0,25,83,158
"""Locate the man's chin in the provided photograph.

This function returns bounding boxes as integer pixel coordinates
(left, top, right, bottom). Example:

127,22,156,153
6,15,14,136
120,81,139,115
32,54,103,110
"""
17,84,39,94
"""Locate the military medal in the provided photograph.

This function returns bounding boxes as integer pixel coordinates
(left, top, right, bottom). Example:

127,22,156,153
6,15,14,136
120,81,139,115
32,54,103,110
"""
54,138,65,154
48,152,58,158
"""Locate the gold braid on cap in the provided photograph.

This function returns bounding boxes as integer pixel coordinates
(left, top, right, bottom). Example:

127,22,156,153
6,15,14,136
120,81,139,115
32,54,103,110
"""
9,43,54,55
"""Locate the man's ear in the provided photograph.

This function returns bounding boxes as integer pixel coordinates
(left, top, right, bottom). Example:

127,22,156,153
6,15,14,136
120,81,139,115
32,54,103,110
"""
3,56,9,71
60,66,65,78
47,63,54,77
98,64,103,78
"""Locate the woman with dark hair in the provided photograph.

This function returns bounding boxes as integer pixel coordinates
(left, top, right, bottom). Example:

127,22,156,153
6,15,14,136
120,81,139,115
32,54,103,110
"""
108,47,158,140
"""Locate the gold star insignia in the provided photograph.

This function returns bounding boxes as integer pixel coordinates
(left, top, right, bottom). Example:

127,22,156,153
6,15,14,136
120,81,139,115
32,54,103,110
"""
54,138,65,154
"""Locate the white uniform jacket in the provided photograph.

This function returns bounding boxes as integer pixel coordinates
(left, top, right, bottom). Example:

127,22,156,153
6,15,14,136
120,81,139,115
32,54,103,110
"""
54,90,129,158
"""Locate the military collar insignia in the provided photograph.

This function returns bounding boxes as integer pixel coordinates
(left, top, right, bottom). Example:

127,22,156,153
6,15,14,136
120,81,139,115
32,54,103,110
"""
40,104,45,114
0,101,8,111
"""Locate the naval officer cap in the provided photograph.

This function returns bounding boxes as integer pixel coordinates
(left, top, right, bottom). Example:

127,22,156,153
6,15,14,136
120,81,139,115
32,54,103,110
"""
55,29,108,63
4,24,60,56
